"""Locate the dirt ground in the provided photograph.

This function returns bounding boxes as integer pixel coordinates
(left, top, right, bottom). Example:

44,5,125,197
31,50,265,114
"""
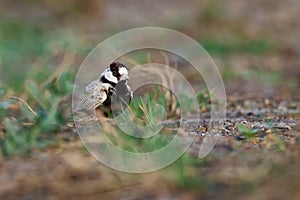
0,0,299,199
0,102,299,199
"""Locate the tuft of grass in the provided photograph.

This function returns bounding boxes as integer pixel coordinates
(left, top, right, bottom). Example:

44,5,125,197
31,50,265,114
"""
127,86,211,124
236,123,259,141
100,85,211,154
237,121,286,151
264,120,286,152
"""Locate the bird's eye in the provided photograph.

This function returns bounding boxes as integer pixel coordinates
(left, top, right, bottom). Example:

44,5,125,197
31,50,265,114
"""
112,71,117,76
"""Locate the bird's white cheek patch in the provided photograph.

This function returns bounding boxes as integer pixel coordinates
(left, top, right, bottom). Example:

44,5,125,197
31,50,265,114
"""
119,67,128,76
105,71,118,83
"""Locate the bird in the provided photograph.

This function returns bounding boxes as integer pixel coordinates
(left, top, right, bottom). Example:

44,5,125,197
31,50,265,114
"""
76,62,132,117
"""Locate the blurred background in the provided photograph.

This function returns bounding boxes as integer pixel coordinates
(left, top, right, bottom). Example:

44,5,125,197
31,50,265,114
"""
0,0,299,199
1,0,299,96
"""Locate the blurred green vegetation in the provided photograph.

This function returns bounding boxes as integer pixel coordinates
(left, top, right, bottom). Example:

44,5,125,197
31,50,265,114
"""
0,71,74,156
0,18,85,92
0,18,47,91
0,18,81,156
165,153,213,189
201,36,270,56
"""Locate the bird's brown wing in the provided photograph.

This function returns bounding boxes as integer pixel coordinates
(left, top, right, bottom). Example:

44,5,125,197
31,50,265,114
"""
76,80,108,110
